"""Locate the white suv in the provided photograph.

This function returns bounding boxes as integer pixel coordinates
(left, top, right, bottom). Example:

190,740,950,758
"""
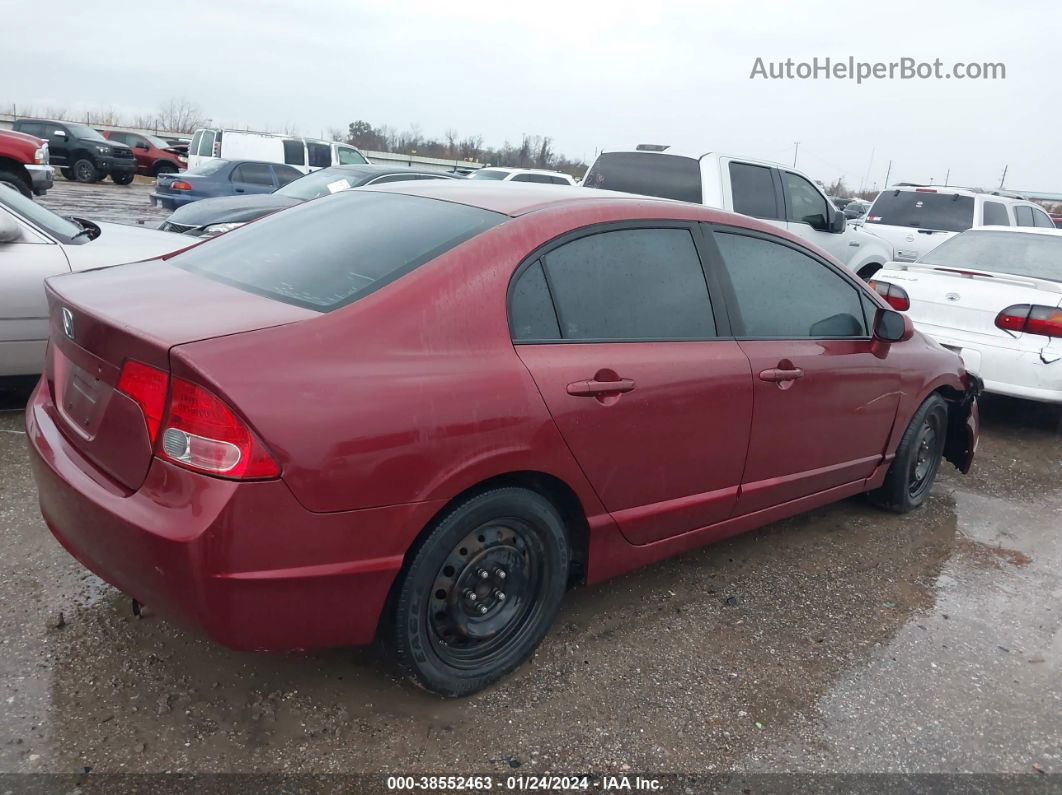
862,185,1054,262
583,145,893,278
468,167,576,185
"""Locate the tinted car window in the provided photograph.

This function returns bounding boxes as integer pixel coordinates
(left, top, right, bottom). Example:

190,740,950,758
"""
273,165,302,186
729,162,779,219
171,192,504,311
1014,206,1034,227
232,163,275,185
541,228,714,340
983,201,1010,226
510,260,561,340
866,190,975,232
1032,209,1055,228
582,152,702,203
283,139,306,166
920,230,1062,281
469,169,509,180
714,231,867,338
782,171,830,228
308,142,331,168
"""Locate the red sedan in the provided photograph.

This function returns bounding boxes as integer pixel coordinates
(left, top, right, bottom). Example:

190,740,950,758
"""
26,182,979,696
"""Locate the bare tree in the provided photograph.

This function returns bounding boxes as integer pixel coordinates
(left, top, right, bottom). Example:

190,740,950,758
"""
157,98,208,133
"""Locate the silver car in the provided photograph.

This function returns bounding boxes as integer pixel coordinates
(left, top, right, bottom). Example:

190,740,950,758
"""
0,186,188,377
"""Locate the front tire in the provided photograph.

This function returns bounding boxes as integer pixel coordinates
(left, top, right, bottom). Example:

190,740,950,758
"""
72,159,99,183
0,169,31,198
869,394,948,513
388,487,569,697
111,171,134,185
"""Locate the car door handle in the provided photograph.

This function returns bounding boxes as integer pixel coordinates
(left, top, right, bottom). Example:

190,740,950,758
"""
234,188,245,193
849,241,860,247
566,378,636,396
758,368,804,383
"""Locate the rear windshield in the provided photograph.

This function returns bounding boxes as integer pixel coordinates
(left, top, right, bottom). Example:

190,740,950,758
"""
169,191,504,311
186,160,228,176
920,230,1062,282
582,152,702,203
866,190,975,232
469,169,509,180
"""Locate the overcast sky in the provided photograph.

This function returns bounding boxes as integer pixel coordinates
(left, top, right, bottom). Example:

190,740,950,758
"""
3,0,1059,192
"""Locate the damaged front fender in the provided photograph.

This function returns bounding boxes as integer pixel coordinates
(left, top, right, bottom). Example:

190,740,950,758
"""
944,372,982,474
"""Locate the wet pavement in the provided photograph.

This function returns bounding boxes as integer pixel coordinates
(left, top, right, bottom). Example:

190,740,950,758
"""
1,381,1058,776
0,182,1060,776
38,178,169,229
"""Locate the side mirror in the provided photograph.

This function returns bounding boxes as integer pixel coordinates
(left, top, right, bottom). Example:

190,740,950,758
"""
0,212,22,243
874,308,913,343
829,208,846,233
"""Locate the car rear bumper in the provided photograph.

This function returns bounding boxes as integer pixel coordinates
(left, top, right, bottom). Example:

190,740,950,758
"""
920,327,1062,404
26,164,54,195
150,192,195,210
26,379,442,650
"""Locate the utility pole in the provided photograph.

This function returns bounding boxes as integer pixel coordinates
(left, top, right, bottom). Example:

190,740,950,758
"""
883,160,892,189
999,164,1008,189
792,141,799,167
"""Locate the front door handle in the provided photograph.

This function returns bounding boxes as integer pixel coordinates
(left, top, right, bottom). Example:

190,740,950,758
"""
566,378,636,396
758,367,804,383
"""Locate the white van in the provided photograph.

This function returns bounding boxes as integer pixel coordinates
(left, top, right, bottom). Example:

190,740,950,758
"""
186,129,369,174
862,185,1055,262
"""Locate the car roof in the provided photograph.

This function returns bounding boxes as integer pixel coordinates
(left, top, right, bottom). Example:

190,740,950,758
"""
970,225,1062,237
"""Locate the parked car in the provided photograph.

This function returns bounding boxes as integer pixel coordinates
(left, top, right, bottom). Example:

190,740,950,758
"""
0,128,53,197
829,196,853,210
582,146,894,279
11,119,136,184
186,129,368,174
469,167,576,185
862,185,1054,262
0,184,186,378
844,199,871,220
101,130,187,176
159,164,456,236
26,180,978,697
870,226,1062,403
150,159,304,210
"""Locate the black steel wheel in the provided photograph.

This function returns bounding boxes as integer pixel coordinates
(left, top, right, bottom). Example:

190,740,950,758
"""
388,488,569,697
72,159,98,183
869,393,948,513
111,171,134,185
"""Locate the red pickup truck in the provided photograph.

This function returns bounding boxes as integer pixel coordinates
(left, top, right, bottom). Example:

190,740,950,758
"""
0,128,54,197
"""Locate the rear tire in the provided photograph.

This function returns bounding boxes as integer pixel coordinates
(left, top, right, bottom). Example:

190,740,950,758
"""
111,171,134,185
388,487,569,697
0,169,31,198
868,394,948,513
72,159,98,183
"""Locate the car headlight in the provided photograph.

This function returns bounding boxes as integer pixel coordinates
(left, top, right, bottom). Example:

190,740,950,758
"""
200,222,246,236
95,145,111,155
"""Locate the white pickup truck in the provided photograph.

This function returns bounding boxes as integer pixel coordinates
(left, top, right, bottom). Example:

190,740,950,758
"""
583,145,893,279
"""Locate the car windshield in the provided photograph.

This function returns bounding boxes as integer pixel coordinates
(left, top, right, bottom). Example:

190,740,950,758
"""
0,184,83,239
919,230,1062,282
866,190,975,232
275,169,361,200
582,152,702,203
186,160,228,176
64,123,108,142
169,191,505,311
469,169,509,180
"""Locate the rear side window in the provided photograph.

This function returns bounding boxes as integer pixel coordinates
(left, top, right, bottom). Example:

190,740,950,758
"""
196,131,215,157
231,163,274,185
714,231,867,338
866,190,975,232
982,201,1010,226
729,162,779,219
510,261,561,340
171,192,504,311
283,139,305,166
532,228,715,340
582,152,702,204
307,142,331,168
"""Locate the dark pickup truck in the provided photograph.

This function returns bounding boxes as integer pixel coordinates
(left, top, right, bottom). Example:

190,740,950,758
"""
0,128,53,197
12,119,136,184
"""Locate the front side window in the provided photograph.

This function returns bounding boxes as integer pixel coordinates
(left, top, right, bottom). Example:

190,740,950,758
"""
782,171,830,229
714,231,868,338
337,146,367,165
231,163,274,186
982,201,1010,226
520,227,715,341
729,162,779,219
1032,208,1055,228
283,139,306,166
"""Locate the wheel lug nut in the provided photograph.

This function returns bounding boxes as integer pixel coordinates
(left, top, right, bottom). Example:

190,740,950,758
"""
478,569,489,579
478,604,488,615
495,590,506,602
494,568,506,579
465,590,477,602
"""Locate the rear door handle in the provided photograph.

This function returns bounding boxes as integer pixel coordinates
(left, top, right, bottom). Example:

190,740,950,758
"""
566,378,636,396
758,368,804,383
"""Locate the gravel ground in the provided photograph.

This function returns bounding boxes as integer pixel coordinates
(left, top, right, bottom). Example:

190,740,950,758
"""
1,181,1060,780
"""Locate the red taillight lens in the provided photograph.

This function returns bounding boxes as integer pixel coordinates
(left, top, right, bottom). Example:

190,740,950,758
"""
995,304,1062,338
171,180,193,191
869,279,910,311
116,360,169,442
157,378,280,479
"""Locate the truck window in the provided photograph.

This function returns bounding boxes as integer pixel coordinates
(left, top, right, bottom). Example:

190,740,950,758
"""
729,162,779,219
582,152,702,203
283,139,306,166
307,142,331,168
866,190,975,233
982,201,1009,226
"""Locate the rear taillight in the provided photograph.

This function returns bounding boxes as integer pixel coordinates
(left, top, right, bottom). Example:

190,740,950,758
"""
116,360,168,442
869,279,911,311
158,378,280,478
171,180,193,191
995,304,1062,338
117,360,279,479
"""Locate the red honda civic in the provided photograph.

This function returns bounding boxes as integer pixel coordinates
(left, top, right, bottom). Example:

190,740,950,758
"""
26,181,979,696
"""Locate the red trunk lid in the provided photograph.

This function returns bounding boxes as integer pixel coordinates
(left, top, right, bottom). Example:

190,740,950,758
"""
43,261,316,491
